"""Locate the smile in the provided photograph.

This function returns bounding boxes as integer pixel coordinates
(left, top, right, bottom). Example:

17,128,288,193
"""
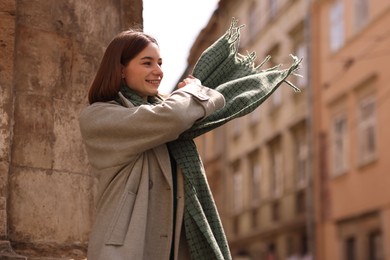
146,80,160,84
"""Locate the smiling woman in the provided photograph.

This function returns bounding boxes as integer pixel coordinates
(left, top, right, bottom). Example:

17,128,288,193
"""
121,43,163,100
78,28,227,260
79,17,301,260
87,30,161,103
143,0,219,93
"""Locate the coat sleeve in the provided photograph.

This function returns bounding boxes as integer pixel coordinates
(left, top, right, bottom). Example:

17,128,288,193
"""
78,83,225,169
179,56,302,140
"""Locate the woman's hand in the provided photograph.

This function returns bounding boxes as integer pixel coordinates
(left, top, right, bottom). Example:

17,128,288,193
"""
177,75,201,89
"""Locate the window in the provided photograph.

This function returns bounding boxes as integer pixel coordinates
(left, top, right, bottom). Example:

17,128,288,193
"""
345,237,356,260
300,232,309,256
267,45,282,109
233,163,244,213
251,209,258,228
204,131,215,159
332,114,348,175
338,213,383,260
268,0,278,21
270,140,283,197
232,117,242,138
249,107,261,125
294,126,308,188
357,96,377,165
233,216,240,235
249,152,262,203
368,231,384,260
290,22,308,89
296,190,306,214
266,243,278,260
271,87,282,108
248,1,260,40
295,41,308,88
354,0,369,31
330,0,345,51
271,201,280,222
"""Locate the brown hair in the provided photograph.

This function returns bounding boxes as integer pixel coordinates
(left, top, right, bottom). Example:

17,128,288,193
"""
88,30,158,104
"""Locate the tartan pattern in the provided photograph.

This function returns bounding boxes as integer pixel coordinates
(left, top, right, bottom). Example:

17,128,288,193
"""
167,140,228,259
120,18,302,260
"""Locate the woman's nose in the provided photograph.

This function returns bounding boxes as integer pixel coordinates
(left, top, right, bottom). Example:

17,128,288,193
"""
154,65,163,77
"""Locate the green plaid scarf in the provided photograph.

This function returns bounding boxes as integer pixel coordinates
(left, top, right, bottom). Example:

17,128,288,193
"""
120,18,302,260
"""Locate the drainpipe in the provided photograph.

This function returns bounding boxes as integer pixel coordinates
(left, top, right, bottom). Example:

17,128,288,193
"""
304,0,316,259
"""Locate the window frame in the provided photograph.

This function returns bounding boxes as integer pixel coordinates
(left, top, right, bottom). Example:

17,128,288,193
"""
357,95,377,166
329,0,345,52
331,113,349,176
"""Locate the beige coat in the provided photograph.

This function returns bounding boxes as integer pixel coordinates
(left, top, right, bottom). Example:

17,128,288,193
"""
79,84,225,260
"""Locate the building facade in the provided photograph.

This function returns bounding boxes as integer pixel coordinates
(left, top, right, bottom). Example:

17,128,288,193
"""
190,0,390,259
191,0,313,259
0,0,142,259
312,0,390,259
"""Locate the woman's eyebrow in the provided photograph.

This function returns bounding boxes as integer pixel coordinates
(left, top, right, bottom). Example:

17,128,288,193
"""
141,56,162,62
141,56,153,60
141,56,158,60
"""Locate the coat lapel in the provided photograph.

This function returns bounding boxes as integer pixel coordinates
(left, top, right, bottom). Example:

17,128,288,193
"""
152,145,173,189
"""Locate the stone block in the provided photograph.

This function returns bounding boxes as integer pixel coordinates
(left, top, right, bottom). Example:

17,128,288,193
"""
12,95,54,169
0,160,9,194
0,197,6,237
16,0,76,37
0,240,27,260
52,100,90,173
8,166,94,244
0,13,16,84
16,0,121,47
14,26,73,97
0,107,12,161
0,161,9,237
71,1,122,47
64,48,98,104
0,0,16,13
0,4,15,162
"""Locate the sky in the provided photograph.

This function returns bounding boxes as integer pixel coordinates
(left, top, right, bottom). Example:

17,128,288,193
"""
143,0,219,94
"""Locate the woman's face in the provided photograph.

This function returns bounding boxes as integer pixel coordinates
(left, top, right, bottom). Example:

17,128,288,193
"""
122,43,163,100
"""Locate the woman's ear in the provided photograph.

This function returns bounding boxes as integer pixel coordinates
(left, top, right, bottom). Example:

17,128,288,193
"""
121,65,125,79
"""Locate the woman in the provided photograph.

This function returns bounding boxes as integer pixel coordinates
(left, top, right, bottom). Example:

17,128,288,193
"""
80,18,302,260
79,30,226,260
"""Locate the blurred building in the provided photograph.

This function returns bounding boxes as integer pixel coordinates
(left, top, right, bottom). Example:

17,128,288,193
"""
312,0,390,259
190,0,312,259
189,0,390,259
0,0,142,259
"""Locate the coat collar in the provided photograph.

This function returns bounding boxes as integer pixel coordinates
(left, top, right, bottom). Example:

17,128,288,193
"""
117,92,135,108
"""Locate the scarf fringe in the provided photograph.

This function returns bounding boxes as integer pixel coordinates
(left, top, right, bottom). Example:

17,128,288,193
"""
224,18,303,93
255,55,271,70
225,17,245,56
283,54,303,92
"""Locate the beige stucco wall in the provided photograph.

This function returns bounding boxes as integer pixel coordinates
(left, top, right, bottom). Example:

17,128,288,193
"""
192,0,390,259
192,0,312,258
314,2,390,259
0,0,142,258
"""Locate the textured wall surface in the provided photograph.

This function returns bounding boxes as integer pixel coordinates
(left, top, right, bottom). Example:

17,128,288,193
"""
0,0,142,258
0,0,17,242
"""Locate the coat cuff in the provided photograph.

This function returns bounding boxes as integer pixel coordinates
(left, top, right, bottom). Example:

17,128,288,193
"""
174,83,225,119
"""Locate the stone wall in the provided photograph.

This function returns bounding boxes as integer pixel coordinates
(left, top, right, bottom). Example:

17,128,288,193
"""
0,0,142,258
0,0,17,257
